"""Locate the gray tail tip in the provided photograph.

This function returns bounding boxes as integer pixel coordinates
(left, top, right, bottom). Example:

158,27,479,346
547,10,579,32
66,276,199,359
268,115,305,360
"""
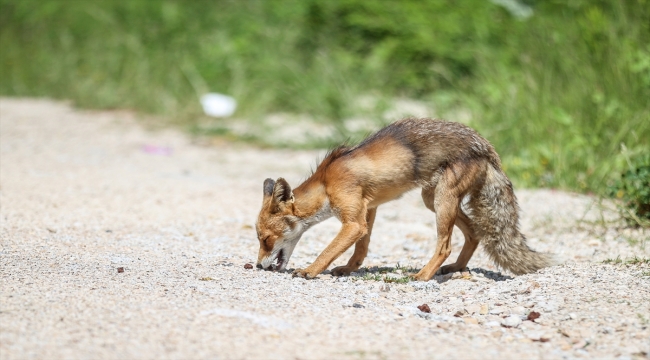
532,252,558,271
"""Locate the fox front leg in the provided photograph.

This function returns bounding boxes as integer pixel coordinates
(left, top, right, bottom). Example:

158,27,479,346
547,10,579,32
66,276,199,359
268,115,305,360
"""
330,207,377,276
292,221,369,279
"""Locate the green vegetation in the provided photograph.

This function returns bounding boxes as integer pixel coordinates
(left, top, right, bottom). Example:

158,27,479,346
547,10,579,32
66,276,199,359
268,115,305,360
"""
607,155,650,227
1,0,648,198
602,256,650,265
349,264,418,283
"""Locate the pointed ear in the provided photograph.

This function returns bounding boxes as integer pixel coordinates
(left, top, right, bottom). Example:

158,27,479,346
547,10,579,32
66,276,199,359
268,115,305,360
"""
263,178,275,199
272,178,294,204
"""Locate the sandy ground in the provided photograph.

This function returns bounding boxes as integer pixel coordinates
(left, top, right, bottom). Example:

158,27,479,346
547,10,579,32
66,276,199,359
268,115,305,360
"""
1,98,648,359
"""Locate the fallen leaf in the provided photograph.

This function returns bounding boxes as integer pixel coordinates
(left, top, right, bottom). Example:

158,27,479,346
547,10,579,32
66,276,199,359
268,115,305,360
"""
418,304,431,313
117,267,124,273
244,263,254,269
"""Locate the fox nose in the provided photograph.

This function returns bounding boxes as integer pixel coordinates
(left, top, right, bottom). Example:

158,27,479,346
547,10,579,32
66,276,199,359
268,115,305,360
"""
256,263,263,269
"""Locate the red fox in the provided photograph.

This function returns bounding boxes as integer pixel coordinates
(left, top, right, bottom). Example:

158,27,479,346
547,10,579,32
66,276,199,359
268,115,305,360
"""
255,118,554,281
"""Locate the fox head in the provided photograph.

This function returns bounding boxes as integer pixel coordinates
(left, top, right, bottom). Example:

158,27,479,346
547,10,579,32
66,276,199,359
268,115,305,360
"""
255,178,304,271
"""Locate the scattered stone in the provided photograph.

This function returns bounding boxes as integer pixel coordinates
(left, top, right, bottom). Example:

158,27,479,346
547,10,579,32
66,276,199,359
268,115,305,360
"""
561,328,579,338
352,303,365,308
480,304,489,315
199,277,212,281
465,304,481,315
526,331,543,341
417,304,431,313
511,306,526,315
485,321,501,327
379,284,391,292
409,282,439,292
573,339,588,349
453,310,466,317
243,263,254,269
117,267,124,273
502,315,522,328
489,307,505,315
527,311,541,321
464,317,479,325
539,334,552,342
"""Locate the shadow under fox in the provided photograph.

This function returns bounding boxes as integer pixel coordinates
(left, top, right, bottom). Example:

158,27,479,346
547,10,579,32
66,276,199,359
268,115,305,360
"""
255,118,554,281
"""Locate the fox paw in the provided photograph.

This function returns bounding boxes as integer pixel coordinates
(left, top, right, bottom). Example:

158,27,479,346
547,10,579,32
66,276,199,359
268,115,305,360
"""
331,266,357,276
438,264,468,275
292,268,316,279
409,271,433,282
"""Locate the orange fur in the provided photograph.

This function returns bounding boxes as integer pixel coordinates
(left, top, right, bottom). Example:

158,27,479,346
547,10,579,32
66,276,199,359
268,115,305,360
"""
255,118,554,280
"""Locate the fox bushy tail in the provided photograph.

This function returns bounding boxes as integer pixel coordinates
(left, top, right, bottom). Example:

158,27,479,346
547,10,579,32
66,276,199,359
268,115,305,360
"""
469,164,555,275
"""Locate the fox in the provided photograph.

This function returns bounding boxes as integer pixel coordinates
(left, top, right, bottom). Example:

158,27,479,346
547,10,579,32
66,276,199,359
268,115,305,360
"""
255,118,554,281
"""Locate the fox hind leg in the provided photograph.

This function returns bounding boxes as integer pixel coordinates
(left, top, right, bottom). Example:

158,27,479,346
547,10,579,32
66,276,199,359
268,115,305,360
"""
331,207,377,276
422,187,478,274
438,210,478,274
413,162,483,281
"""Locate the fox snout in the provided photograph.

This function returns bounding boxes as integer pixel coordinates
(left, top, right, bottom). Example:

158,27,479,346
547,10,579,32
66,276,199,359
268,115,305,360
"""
257,248,287,271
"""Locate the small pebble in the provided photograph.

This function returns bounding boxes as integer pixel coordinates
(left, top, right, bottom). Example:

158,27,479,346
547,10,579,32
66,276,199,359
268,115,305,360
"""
489,307,505,315
480,304,489,315
527,311,541,321
511,306,526,315
117,267,124,273
243,263,253,269
502,315,522,328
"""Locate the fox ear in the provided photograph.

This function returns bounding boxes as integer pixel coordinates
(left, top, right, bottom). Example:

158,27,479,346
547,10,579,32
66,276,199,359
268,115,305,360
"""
272,178,294,204
263,178,275,199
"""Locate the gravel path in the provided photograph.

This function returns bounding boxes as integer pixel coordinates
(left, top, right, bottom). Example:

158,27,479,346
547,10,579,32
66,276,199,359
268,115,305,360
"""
1,98,648,359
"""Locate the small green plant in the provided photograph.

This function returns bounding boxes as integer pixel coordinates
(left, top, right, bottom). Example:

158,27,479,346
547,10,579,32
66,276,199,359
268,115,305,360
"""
625,256,650,265
602,256,622,264
607,155,650,227
351,264,414,283
602,256,649,265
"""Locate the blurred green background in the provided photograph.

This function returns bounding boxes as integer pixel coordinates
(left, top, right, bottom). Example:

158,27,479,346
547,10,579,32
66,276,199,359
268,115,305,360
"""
1,0,649,195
